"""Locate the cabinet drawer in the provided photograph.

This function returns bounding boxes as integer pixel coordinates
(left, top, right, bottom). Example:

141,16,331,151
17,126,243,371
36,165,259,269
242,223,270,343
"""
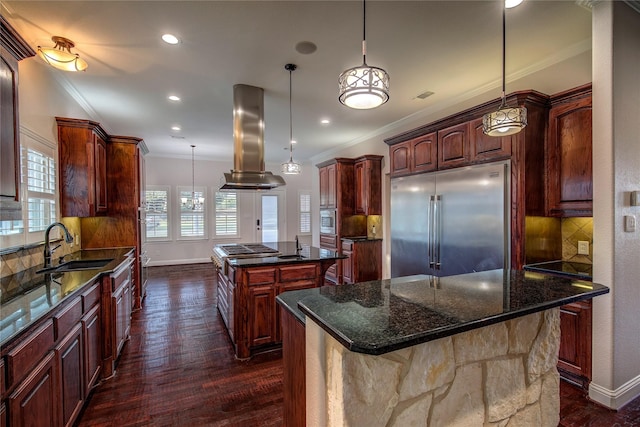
280,279,316,291
81,282,101,312
320,234,337,249
279,264,317,283
342,241,353,251
111,260,132,292
245,268,276,286
54,297,82,340
6,320,54,386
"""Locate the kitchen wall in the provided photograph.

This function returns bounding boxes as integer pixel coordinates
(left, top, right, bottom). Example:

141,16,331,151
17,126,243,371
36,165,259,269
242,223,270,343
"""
144,155,314,265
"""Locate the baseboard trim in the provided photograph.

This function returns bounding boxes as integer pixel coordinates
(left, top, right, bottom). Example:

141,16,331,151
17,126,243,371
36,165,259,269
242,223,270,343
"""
589,374,640,410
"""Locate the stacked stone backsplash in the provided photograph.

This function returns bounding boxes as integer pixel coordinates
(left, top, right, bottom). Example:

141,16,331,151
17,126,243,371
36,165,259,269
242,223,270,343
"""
0,218,81,277
561,217,593,264
325,309,561,427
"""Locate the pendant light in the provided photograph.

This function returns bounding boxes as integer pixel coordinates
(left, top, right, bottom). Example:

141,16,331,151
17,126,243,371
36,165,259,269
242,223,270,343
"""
182,144,204,210
482,4,527,136
282,63,301,175
338,0,389,110
37,36,88,72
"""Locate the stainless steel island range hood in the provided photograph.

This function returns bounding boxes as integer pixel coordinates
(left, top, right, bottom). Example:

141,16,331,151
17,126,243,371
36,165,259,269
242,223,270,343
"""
220,84,286,190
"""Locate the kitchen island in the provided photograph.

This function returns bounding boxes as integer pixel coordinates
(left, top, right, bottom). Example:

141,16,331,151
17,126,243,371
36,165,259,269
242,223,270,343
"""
212,241,344,359
277,269,608,427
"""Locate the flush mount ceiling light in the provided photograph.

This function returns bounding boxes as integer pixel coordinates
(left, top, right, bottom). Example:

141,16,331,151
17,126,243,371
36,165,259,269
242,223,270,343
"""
37,36,88,72
338,0,389,110
162,33,180,45
282,64,301,175
483,3,527,137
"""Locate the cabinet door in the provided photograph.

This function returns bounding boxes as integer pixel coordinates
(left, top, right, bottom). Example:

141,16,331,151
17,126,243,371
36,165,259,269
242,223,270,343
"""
248,285,277,348
0,50,21,219
55,323,84,427
113,285,128,358
470,118,511,162
354,161,367,215
326,163,337,209
9,351,59,427
342,250,353,284
94,134,108,214
319,166,328,208
412,132,438,174
438,122,470,169
390,141,411,177
82,304,101,395
558,300,592,389
547,95,592,216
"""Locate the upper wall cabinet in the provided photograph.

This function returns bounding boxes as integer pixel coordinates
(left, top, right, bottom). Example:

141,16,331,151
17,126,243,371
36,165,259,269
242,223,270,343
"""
469,117,512,162
0,16,35,220
389,132,437,177
354,155,383,215
437,122,471,170
546,84,593,217
56,117,109,217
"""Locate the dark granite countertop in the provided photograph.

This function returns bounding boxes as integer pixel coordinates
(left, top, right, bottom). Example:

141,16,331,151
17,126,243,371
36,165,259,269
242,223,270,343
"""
524,260,593,280
277,269,609,356
224,242,345,268
0,247,134,345
341,236,383,242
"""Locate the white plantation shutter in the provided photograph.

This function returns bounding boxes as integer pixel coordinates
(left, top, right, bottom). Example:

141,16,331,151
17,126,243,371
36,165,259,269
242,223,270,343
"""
299,192,311,234
179,187,206,238
215,192,238,236
146,187,169,240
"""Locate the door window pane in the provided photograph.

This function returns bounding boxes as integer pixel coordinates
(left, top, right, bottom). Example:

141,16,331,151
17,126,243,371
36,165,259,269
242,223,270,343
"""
261,195,278,243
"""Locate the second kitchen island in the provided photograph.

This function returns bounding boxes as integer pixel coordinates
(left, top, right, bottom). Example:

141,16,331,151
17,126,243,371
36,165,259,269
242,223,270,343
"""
213,242,344,359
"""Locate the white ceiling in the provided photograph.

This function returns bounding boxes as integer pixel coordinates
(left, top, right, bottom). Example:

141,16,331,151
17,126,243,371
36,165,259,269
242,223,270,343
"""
4,1,593,163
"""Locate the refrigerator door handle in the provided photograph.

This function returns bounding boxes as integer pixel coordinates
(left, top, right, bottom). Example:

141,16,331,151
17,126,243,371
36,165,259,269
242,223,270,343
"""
435,195,442,270
428,195,435,268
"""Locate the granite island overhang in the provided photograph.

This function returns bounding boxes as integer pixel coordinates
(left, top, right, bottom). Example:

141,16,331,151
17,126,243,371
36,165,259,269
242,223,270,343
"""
276,269,609,427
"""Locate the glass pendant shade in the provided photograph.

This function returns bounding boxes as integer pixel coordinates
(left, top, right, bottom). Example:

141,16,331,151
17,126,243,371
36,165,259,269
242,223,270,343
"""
37,36,88,72
282,63,301,175
483,104,527,136
338,63,390,109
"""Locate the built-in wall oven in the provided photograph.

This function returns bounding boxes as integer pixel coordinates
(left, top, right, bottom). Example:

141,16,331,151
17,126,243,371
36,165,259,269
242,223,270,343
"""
320,209,336,234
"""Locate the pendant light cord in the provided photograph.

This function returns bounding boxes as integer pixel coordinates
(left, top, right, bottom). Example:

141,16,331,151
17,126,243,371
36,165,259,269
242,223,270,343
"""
362,0,367,64
191,144,196,209
289,66,293,161
501,3,506,101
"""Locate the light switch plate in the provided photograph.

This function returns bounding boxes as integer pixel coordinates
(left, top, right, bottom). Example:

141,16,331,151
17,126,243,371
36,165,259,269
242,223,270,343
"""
624,215,636,232
577,240,589,255
631,191,640,207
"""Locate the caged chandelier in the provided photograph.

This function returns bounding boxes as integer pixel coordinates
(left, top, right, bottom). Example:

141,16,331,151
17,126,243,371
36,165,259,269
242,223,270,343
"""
182,145,204,210
37,36,88,72
482,2,527,136
338,0,389,110
281,64,302,175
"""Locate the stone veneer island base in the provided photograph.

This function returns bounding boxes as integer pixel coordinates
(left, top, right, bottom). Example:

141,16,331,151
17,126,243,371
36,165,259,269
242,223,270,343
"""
277,270,609,427
307,310,560,427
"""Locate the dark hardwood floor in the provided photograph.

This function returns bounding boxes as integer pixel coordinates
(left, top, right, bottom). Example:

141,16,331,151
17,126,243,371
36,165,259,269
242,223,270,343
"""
77,264,640,426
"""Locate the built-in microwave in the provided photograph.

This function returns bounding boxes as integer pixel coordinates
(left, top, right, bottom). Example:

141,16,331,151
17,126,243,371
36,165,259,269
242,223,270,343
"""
320,210,336,234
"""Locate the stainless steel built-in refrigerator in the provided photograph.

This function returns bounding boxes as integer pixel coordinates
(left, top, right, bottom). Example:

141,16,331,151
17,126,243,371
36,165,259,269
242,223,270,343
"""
390,160,509,278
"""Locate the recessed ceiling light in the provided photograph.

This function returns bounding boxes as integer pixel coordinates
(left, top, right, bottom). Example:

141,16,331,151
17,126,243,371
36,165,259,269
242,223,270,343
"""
171,126,181,131
162,34,180,45
320,119,331,125
168,95,181,101
295,41,317,55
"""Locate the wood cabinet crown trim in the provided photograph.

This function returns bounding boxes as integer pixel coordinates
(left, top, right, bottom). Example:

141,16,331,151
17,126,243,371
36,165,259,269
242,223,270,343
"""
0,16,36,60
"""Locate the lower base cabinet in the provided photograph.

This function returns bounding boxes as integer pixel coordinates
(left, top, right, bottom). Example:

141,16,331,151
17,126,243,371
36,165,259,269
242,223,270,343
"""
82,304,102,394
558,299,592,390
56,323,84,427
280,306,306,427
8,352,59,427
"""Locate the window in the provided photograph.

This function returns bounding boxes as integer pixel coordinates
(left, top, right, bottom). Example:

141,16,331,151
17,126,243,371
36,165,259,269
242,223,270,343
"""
0,132,57,246
178,186,206,239
215,191,238,237
146,187,169,240
299,192,311,234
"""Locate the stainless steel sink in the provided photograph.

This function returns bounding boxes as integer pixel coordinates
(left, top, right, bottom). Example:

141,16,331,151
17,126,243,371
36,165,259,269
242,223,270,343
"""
277,254,306,260
37,258,114,274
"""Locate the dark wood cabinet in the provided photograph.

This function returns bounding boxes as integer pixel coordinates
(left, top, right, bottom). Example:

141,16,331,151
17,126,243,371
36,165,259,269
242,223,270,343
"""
470,117,512,162
546,84,593,217
280,306,306,427
55,323,84,427
56,118,109,217
319,163,337,209
389,132,437,177
558,299,592,390
341,239,383,285
438,122,471,169
82,304,101,395
0,17,34,221
248,285,277,348
8,351,59,427
354,155,383,215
